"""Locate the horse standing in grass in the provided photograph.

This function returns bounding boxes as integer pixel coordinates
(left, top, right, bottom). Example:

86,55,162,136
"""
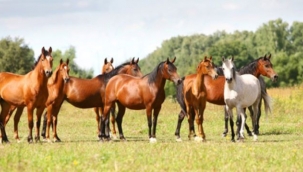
177,56,218,141
5,59,70,142
40,58,142,142
222,57,265,141
0,47,53,143
175,55,276,141
100,57,181,143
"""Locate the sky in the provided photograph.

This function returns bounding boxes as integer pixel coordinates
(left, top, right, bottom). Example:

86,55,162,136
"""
0,0,302,75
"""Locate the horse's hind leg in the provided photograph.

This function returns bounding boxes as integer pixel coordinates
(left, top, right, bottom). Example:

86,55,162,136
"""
115,102,126,141
93,107,100,135
13,107,24,141
41,111,47,139
175,110,185,141
110,105,117,139
245,107,253,136
0,101,12,143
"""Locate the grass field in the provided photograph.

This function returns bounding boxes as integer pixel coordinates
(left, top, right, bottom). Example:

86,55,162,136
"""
1,85,303,172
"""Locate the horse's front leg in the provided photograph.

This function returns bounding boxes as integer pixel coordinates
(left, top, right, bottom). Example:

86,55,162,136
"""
195,101,206,142
0,101,12,143
99,102,112,141
145,105,154,142
93,107,100,135
222,106,229,137
115,102,126,141
237,108,246,141
35,107,45,142
225,105,235,142
110,104,117,139
151,106,162,143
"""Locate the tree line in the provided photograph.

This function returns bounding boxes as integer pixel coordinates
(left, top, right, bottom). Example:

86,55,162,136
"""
138,18,303,96
0,37,93,79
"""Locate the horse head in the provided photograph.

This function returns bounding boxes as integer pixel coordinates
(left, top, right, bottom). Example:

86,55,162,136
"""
102,57,114,74
60,59,70,83
222,56,236,83
258,54,278,82
162,57,181,85
40,47,53,77
197,56,218,79
128,57,143,77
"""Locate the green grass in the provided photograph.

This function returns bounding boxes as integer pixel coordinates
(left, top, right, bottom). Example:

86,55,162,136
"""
1,87,303,172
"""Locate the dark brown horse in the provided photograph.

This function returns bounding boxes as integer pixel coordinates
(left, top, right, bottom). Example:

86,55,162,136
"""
175,55,278,141
100,57,181,143
178,56,218,141
0,47,53,143
4,59,70,142
41,58,142,142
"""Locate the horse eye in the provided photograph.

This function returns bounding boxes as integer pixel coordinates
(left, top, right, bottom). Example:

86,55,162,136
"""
265,65,269,68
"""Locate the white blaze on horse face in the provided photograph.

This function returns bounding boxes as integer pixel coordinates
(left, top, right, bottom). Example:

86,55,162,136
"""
64,66,67,70
46,55,51,61
223,60,233,80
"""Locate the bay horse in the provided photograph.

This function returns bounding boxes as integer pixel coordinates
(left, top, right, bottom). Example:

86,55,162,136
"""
100,57,181,143
41,58,142,142
5,59,70,142
178,56,218,141
222,57,265,141
175,55,277,141
0,47,53,143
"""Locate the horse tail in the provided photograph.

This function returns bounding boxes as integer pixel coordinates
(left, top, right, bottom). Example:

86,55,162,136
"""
176,77,186,113
259,77,272,115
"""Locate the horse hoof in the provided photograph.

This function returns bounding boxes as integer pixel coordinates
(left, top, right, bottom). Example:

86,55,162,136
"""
194,136,204,142
176,137,182,142
149,138,157,143
247,132,253,136
253,135,258,141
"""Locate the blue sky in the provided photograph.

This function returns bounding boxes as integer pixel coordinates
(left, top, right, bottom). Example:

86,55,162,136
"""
0,0,302,75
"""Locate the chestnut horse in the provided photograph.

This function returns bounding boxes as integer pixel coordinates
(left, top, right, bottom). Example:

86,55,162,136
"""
100,57,181,143
0,47,53,143
179,56,218,141
40,58,142,142
4,59,70,142
175,55,277,141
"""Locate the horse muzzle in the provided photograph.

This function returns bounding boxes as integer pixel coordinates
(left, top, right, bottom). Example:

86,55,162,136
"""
45,70,53,77
226,78,232,83
271,75,278,82
64,77,70,83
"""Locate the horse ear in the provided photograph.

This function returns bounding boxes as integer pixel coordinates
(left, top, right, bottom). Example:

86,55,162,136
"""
49,47,52,54
204,56,207,61
231,56,234,61
110,57,114,63
66,58,70,65
131,57,135,64
135,58,139,64
268,54,271,59
209,56,212,61
41,47,46,55
104,58,108,64
222,56,225,61
170,57,176,63
60,59,63,64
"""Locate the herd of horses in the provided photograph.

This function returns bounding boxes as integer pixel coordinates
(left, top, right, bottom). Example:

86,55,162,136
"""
0,46,278,144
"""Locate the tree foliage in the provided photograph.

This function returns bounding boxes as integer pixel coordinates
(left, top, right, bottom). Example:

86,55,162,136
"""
139,19,303,96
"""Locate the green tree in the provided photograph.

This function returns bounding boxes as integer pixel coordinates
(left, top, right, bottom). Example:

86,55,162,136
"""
0,37,34,74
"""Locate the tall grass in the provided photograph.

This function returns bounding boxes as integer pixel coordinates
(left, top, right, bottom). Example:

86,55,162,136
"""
1,86,303,172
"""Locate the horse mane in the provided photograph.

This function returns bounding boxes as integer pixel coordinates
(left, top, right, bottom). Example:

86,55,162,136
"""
103,61,132,82
238,57,263,75
32,50,51,70
176,78,186,113
143,61,165,84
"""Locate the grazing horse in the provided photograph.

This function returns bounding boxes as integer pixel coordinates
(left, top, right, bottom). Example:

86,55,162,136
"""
175,55,277,141
100,57,181,143
4,59,70,142
177,56,218,141
222,57,270,141
40,58,142,142
0,47,53,143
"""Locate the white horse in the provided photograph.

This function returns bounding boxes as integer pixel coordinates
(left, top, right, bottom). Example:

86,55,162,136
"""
222,57,262,141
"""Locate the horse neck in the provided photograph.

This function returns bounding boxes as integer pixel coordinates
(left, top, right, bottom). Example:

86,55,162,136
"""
239,61,260,78
30,63,49,88
152,69,167,90
48,69,65,89
192,72,206,94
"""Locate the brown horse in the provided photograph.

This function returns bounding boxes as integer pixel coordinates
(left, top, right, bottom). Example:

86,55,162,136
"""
100,57,181,143
0,47,53,143
178,56,218,141
5,59,70,142
40,58,142,142
93,57,116,136
175,55,278,141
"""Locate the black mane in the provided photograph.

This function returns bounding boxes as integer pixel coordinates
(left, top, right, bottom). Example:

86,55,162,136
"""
238,57,263,75
142,61,166,84
103,61,132,83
